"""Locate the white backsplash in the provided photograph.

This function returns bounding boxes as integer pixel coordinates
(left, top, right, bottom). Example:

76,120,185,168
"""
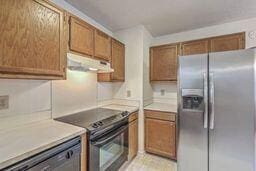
151,82,177,105
52,70,98,118
0,79,51,129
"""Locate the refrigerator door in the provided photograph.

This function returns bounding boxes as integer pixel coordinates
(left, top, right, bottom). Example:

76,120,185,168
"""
178,54,208,171
209,49,255,171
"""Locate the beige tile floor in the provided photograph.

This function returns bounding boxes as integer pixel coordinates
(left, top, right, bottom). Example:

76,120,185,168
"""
120,153,177,171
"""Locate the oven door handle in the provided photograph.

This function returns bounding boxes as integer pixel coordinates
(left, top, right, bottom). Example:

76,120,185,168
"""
91,125,128,147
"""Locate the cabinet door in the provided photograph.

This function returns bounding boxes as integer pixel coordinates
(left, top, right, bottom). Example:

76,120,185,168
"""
210,32,245,52
111,39,125,81
181,39,209,55
150,44,179,81
94,29,111,61
69,16,94,57
129,119,138,160
145,118,176,158
0,0,65,79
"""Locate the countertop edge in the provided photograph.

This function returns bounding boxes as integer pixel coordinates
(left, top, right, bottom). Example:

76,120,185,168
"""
0,126,86,170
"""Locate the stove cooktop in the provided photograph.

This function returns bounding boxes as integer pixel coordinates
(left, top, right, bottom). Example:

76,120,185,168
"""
55,108,129,132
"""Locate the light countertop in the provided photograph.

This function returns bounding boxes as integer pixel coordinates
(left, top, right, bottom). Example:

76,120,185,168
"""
101,104,139,113
0,119,86,170
144,102,177,113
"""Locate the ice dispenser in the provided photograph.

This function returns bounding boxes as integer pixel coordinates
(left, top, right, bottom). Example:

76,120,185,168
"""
181,89,204,112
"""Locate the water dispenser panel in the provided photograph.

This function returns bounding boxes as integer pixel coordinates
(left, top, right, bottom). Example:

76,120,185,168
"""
181,89,204,112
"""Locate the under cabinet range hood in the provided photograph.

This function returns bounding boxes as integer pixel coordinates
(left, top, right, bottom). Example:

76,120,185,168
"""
67,53,114,73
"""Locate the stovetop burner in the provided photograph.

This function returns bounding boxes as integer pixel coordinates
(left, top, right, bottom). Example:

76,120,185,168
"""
55,108,129,133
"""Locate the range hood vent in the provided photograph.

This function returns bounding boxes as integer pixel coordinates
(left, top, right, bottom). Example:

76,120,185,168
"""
67,53,114,73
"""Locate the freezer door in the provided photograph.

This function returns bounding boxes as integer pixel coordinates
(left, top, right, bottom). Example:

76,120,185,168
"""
178,54,208,171
209,49,255,171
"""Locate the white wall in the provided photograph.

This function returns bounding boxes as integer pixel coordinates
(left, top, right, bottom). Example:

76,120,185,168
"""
152,17,256,48
113,26,154,154
113,26,144,101
143,27,154,106
52,70,98,118
151,82,177,105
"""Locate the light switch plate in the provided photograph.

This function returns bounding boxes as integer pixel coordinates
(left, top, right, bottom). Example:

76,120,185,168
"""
127,90,131,97
160,89,165,96
0,95,9,110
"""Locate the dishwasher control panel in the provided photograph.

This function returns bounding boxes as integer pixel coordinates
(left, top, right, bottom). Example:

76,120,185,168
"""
181,89,204,112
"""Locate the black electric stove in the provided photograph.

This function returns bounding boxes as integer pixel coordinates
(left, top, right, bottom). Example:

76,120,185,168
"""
55,108,129,138
55,108,130,171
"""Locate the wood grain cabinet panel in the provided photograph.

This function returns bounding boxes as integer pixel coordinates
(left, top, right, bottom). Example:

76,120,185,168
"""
94,29,111,61
98,38,125,82
145,118,176,159
111,39,125,80
69,16,94,57
81,133,87,171
181,39,209,55
150,44,179,81
129,112,138,160
0,0,66,79
210,32,245,52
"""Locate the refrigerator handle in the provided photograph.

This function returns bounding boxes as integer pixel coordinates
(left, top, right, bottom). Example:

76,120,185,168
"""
209,73,215,130
203,73,208,129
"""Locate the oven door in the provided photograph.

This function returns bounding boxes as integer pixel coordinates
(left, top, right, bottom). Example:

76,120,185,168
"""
90,124,128,171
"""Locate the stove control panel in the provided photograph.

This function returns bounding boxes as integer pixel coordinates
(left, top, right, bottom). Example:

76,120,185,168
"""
89,111,130,130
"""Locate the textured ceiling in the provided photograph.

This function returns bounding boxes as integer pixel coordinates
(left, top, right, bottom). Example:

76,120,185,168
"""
64,0,256,37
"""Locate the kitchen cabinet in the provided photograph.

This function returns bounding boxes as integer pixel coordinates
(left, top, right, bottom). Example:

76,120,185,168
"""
69,16,94,57
145,110,176,159
128,112,138,160
98,38,125,82
181,39,209,55
210,32,245,52
150,44,179,81
94,29,111,61
81,133,87,171
0,0,66,80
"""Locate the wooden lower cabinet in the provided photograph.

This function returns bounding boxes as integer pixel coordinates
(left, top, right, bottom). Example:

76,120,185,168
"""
144,110,176,159
81,133,87,171
128,112,138,160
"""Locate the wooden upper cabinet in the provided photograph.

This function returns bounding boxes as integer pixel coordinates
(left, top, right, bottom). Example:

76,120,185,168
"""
94,29,111,61
69,16,94,57
210,32,245,52
98,38,125,82
181,39,209,55
150,44,179,81
111,39,125,81
0,0,66,79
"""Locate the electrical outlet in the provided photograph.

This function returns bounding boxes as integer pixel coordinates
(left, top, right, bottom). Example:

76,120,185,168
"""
127,90,131,97
0,95,9,110
160,89,165,96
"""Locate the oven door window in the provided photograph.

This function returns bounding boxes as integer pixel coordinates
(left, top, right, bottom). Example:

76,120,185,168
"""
90,125,128,171
100,134,124,170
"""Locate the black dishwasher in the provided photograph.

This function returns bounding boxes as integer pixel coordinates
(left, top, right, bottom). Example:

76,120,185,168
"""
3,137,81,171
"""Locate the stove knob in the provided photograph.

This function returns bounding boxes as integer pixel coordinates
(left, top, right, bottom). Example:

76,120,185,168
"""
121,111,129,117
98,121,103,126
92,123,98,128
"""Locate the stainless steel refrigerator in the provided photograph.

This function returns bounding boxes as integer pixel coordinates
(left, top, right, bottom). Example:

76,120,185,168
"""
177,49,255,171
